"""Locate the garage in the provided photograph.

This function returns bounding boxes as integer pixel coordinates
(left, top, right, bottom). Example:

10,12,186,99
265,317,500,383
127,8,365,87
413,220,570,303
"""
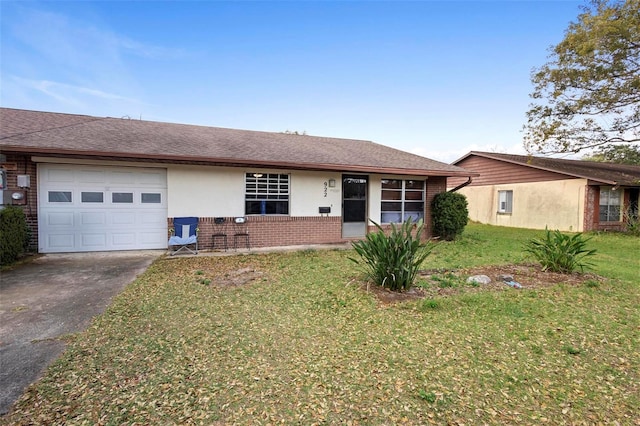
38,164,168,253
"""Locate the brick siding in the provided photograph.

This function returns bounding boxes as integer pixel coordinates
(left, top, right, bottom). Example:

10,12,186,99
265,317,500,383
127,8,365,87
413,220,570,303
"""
583,185,628,232
1,153,38,251
169,216,346,250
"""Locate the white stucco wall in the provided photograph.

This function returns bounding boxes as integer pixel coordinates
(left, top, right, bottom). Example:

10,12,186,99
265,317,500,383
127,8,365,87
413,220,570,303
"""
458,178,588,232
167,165,244,217
290,171,341,216
32,158,434,223
368,176,382,224
167,166,342,217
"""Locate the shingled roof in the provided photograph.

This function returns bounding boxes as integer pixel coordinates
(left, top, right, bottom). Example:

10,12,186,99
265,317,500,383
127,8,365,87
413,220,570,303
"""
0,108,473,177
454,151,640,186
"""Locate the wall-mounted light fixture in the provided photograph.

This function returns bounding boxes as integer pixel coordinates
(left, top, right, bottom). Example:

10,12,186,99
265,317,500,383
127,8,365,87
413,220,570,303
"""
253,173,264,178
328,178,336,188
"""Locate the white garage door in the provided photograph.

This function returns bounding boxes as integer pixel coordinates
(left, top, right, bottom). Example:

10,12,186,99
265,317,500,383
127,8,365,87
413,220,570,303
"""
38,164,168,253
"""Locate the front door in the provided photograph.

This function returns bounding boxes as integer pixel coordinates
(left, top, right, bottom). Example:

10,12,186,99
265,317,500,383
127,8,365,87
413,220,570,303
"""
342,175,368,238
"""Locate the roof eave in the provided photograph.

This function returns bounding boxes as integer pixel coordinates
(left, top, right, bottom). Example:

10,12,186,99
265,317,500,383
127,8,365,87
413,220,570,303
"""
462,151,619,185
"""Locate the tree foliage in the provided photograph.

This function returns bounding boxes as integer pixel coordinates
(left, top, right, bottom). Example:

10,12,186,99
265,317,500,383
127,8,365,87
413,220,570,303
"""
583,143,640,164
524,0,640,155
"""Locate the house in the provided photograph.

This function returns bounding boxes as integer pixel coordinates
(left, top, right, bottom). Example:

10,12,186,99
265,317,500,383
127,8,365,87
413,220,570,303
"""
448,151,640,232
0,107,475,253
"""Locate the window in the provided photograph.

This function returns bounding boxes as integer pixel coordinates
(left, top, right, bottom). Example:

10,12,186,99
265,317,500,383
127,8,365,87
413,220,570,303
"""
599,188,621,222
112,192,133,203
498,190,513,214
48,191,72,202
81,192,103,203
381,179,425,223
141,193,161,203
245,173,289,215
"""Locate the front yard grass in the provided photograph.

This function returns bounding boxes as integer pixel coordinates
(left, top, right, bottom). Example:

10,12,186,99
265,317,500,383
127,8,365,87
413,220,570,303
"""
3,224,639,425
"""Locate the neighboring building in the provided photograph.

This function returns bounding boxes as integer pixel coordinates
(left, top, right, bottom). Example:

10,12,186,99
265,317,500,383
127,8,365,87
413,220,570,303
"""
0,108,474,253
449,151,640,232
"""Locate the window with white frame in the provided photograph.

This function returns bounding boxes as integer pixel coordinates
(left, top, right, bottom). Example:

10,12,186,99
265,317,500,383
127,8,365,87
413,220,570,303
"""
245,173,289,215
380,179,425,223
599,187,621,222
498,190,513,214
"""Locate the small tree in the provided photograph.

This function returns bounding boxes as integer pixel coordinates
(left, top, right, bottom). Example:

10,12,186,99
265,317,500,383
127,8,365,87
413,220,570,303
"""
431,191,469,241
350,218,432,292
524,0,640,155
0,206,30,266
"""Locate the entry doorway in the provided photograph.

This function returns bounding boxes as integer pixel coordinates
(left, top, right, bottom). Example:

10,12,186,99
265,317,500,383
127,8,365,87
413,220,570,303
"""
342,175,368,238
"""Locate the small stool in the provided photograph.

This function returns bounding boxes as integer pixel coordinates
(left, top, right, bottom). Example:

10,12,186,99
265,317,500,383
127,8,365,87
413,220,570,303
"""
212,233,227,251
212,217,228,251
232,217,250,251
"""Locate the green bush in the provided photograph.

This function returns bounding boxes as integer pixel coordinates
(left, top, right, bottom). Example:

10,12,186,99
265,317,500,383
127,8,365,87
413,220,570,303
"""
0,205,30,266
350,218,433,291
623,207,640,236
431,191,469,241
525,228,597,273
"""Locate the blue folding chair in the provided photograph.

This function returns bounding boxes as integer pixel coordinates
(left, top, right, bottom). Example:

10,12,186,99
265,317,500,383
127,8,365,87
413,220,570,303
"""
168,217,199,255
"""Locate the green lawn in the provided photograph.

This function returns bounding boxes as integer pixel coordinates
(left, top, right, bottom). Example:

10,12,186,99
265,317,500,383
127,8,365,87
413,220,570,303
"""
3,224,639,425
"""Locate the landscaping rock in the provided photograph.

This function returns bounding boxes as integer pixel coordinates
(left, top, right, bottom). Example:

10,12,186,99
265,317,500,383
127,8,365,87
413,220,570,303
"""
467,275,491,285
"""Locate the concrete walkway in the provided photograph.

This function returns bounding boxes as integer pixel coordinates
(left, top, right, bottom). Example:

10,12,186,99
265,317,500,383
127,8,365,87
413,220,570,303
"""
0,251,161,415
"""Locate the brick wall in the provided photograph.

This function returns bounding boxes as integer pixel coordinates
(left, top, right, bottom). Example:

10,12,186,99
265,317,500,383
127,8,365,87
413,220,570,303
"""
169,216,345,250
425,176,447,238
1,153,38,251
583,185,597,232
583,185,628,232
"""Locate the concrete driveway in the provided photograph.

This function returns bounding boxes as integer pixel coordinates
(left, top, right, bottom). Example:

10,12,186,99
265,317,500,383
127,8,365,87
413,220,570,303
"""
0,251,161,415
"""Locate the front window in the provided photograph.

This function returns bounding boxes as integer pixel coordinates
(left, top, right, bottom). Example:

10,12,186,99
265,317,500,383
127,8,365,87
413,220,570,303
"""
498,190,513,214
245,173,289,215
381,179,425,223
599,188,621,222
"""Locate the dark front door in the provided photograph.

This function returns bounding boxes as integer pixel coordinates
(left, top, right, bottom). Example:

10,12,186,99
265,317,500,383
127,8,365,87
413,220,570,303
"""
342,175,368,238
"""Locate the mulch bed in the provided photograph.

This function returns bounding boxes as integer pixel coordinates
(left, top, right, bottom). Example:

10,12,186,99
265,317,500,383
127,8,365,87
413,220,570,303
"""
363,263,602,305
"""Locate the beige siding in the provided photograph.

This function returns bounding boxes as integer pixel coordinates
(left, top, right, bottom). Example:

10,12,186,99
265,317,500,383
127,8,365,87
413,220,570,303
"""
458,178,588,232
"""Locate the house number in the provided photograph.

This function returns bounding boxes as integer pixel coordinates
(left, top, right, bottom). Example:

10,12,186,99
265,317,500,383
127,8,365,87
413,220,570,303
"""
324,181,328,198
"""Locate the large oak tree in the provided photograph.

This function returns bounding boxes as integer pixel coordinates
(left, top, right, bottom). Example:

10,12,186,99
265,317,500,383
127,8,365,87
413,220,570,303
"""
524,0,640,155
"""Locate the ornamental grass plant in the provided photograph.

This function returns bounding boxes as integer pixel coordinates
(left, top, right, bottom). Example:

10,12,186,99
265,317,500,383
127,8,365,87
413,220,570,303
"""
350,218,433,291
525,228,597,273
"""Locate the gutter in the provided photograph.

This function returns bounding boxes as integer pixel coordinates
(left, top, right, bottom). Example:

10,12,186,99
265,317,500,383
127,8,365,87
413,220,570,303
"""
449,177,473,192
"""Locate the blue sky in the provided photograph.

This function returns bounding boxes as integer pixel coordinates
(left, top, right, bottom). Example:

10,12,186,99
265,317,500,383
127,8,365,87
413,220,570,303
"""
0,1,582,162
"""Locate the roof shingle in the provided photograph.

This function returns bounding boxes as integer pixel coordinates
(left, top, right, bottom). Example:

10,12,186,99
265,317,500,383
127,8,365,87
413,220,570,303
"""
1,108,473,177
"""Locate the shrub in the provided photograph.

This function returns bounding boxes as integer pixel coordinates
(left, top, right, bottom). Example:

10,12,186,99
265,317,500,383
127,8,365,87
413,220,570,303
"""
0,206,30,266
623,207,640,236
525,228,597,273
431,191,468,241
350,218,433,291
